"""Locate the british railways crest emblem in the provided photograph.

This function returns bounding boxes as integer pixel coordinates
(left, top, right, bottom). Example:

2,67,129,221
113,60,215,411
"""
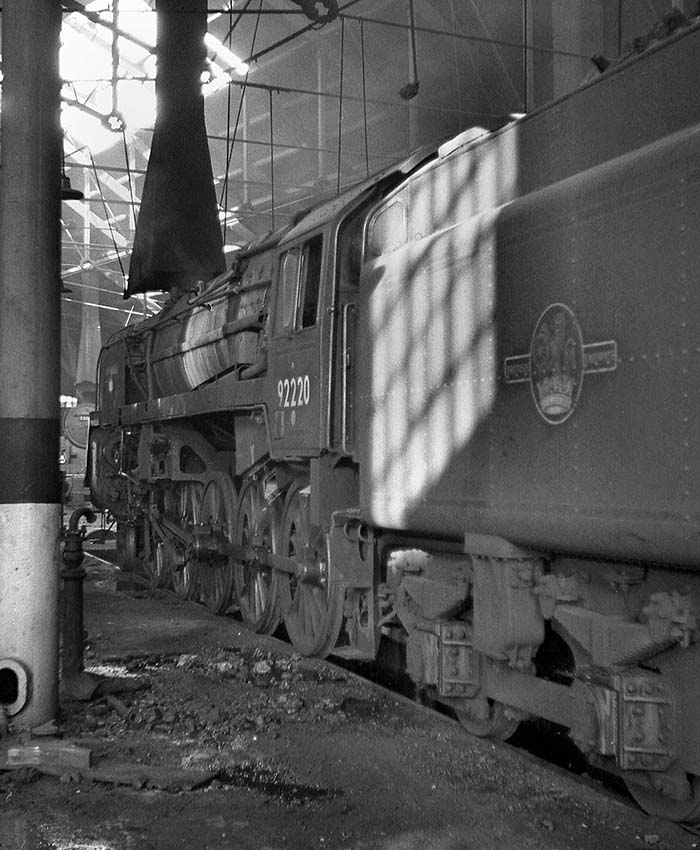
503,304,618,425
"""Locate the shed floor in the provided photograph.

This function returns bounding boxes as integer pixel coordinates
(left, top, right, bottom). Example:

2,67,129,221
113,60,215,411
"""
0,551,693,850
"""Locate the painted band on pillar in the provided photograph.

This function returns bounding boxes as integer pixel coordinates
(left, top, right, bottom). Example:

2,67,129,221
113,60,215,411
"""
0,418,60,504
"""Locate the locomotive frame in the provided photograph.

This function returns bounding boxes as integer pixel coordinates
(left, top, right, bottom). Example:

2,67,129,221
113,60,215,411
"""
90,23,700,822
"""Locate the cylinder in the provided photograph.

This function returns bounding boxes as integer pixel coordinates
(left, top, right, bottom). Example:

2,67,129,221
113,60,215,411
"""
0,0,63,728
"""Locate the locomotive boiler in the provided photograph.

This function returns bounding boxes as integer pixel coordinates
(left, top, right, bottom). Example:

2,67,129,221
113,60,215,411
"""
89,22,700,821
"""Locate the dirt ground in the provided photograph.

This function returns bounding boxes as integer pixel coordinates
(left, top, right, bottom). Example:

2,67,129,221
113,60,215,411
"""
0,552,695,850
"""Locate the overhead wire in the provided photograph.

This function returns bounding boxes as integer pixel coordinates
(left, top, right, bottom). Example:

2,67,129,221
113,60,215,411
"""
449,0,465,115
219,0,262,242
110,0,121,123
221,0,253,43
210,131,392,161
336,15,345,194
222,3,235,229
66,1,595,62
242,0,364,66
61,220,88,268
87,148,128,291
221,0,254,237
360,19,369,179
121,129,137,233
467,0,521,108
341,12,594,61
269,87,275,230
408,0,419,91
218,74,505,120
62,296,150,317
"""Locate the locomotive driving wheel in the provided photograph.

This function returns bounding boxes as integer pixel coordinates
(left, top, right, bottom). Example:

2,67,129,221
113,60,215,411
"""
150,536,174,589
233,477,281,634
197,471,237,615
171,481,202,601
277,481,344,657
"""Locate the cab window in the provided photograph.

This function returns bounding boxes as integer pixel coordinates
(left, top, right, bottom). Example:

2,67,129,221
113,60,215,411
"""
299,235,323,328
276,234,323,333
366,200,407,258
280,250,299,330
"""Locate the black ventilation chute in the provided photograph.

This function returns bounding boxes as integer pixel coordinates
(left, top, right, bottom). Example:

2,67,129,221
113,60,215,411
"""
126,0,224,298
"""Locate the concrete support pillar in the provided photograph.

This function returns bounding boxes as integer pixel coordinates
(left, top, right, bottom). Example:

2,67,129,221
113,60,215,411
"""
0,0,63,728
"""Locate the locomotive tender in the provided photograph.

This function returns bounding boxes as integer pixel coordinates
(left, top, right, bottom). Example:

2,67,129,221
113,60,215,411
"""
90,24,700,820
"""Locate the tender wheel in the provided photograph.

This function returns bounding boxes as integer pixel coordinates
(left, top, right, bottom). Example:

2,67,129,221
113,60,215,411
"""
626,772,700,824
171,481,202,601
277,481,344,657
233,477,281,634
455,699,520,741
198,472,237,615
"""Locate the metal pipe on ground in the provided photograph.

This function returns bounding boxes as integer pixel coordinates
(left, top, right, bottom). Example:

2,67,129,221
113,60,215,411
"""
61,507,97,699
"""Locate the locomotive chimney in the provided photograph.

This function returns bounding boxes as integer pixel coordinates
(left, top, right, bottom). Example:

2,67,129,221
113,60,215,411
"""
126,0,225,298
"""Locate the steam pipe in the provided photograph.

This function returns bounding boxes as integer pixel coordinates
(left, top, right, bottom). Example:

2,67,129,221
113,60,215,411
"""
61,508,97,685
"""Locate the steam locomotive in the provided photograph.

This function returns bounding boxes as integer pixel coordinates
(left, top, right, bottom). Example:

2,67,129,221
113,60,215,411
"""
89,22,700,821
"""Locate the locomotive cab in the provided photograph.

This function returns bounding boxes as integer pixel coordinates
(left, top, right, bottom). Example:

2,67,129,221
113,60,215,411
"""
267,185,380,466
268,229,326,455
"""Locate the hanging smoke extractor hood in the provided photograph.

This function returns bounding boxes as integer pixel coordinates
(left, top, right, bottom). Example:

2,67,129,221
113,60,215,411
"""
126,0,224,298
